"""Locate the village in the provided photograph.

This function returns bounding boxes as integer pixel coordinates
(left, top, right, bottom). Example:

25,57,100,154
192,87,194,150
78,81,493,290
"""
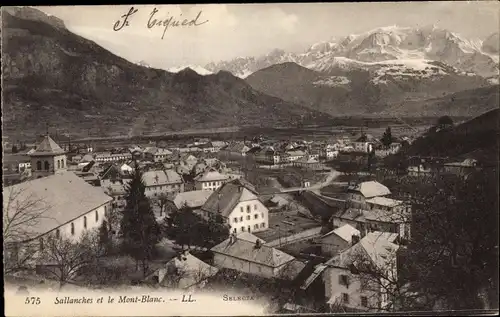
2,121,494,314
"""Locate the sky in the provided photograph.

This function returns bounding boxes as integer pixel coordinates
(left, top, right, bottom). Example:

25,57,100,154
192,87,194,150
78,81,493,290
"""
39,2,499,69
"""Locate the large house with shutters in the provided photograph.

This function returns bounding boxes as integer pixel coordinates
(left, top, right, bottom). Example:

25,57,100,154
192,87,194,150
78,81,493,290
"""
322,232,400,311
200,179,269,235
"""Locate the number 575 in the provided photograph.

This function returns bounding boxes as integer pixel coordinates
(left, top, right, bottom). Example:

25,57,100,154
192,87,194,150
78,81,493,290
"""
25,297,41,305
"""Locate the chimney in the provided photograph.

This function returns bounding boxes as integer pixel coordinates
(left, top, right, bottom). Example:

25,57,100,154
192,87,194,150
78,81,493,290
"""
351,234,360,245
255,239,261,249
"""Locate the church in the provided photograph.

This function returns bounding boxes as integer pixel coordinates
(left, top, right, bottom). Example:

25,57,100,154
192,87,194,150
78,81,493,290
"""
3,134,113,263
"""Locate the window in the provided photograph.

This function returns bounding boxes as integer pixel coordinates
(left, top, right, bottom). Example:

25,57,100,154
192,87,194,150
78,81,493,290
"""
37,161,42,170
261,212,264,218
240,207,244,213
248,226,251,232
254,224,259,230
44,161,49,170
233,217,238,223
240,216,243,221
254,214,258,219
339,274,350,286
246,215,250,220
241,227,245,232
71,223,75,235
57,160,61,169
233,228,237,234
246,206,250,213
83,216,87,229
56,229,60,238
361,296,368,307
39,238,44,252
254,204,257,210
342,293,349,304
261,222,265,228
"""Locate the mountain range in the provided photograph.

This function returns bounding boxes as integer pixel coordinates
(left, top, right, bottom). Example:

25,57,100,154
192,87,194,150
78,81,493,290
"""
2,7,329,139
206,26,499,79
245,61,495,116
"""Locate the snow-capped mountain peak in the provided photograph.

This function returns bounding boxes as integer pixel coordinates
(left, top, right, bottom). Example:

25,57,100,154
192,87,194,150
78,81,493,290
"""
205,25,499,79
168,65,213,76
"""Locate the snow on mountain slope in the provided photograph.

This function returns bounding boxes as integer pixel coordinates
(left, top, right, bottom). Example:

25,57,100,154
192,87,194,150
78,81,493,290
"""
168,65,213,75
206,25,499,78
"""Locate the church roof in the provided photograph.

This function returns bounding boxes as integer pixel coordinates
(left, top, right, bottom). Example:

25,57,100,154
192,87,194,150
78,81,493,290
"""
30,135,66,156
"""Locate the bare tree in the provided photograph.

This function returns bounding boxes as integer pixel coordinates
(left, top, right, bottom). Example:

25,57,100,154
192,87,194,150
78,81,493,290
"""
156,193,170,218
3,186,52,274
3,186,51,243
39,230,101,289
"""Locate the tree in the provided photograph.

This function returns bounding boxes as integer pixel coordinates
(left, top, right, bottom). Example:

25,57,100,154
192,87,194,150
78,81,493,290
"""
156,193,171,219
40,230,101,289
169,206,230,249
381,127,393,148
120,166,161,276
437,116,454,130
3,186,51,274
404,170,498,310
98,220,112,255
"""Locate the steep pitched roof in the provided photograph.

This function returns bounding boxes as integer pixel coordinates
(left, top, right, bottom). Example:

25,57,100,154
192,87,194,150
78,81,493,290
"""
326,231,399,270
173,190,213,209
194,168,229,182
201,179,259,217
157,252,218,289
142,170,183,186
3,172,112,242
348,181,391,198
30,135,65,156
211,236,295,268
322,224,360,242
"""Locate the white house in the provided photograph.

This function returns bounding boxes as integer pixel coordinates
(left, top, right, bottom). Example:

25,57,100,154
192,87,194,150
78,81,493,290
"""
94,152,132,163
347,181,391,206
282,150,306,163
142,170,184,199
211,233,303,280
322,231,400,311
194,168,230,191
144,147,173,162
200,179,269,235
254,147,281,165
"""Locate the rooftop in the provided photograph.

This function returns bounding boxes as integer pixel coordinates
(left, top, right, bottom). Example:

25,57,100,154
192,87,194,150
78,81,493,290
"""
3,172,112,242
253,211,321,242
322,224,360,242
347,181,391,198
156,251,218,289
194,168,229,182
365,196,403,208
143,170,183,186
326,231,399,269
30,135,65,156
201,179,260,217
172,190,213,209
211,235,295,268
